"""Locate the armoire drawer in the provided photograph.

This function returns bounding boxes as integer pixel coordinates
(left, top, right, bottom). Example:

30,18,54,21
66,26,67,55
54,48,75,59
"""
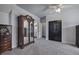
3,45,10,49
0,40,10,43
3,37,11,40
0,44,10,49
0,42,11,47
0,45,11,52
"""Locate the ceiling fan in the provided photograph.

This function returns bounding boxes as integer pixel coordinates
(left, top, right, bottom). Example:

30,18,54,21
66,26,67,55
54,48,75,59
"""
44,4,64,13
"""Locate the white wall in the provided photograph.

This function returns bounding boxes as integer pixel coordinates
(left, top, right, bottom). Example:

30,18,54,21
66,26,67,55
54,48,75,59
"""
46,5,79,45
0,12,9,24
38,22,42,38
40,16,46,38
0,4,40,48
62,26,76,45
42,23,46,37
62,5,79,28
62,5,79,45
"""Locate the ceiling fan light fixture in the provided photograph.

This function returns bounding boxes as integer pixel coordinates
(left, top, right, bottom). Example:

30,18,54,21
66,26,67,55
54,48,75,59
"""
56,8,61,13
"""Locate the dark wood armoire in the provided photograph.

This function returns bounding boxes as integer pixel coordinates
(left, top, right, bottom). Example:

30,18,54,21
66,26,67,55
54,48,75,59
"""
0,24,12,54
18,15,34,49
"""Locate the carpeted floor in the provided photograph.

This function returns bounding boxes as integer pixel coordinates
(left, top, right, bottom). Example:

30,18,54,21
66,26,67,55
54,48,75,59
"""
2,38,79,55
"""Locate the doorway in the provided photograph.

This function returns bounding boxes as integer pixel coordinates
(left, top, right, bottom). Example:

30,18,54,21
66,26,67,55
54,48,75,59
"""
49,20,62,42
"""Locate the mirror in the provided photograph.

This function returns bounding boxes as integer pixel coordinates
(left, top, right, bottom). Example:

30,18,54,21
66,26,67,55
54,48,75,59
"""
24,20,29,44
30,21,34,42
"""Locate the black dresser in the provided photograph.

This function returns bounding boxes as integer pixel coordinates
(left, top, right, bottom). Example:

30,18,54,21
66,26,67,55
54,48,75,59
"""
76,25,79,47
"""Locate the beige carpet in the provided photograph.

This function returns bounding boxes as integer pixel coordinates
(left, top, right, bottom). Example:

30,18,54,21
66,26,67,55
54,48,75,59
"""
2,39,79,55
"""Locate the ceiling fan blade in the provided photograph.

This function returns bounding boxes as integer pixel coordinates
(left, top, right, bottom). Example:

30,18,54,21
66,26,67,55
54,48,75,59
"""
58,4,64,8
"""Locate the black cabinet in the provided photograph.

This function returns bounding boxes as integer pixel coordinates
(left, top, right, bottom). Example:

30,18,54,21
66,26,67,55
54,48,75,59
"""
49,20,62,42
76,25,79,47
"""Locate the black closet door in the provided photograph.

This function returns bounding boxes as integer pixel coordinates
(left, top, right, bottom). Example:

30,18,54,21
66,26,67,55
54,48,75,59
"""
49,21,62,42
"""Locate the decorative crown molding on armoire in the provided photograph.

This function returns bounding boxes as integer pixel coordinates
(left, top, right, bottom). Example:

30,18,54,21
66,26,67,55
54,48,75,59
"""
18,15,34,49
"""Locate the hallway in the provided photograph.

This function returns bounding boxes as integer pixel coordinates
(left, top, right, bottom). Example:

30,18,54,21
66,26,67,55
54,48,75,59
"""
2,38,79,55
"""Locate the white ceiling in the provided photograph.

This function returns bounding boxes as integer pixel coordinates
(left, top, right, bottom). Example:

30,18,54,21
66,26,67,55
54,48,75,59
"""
17,4,59,18
17,4,79,18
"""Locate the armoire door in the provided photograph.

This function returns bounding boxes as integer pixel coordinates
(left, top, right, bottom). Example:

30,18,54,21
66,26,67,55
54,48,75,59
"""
49,20,62,42
24,20,29,45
